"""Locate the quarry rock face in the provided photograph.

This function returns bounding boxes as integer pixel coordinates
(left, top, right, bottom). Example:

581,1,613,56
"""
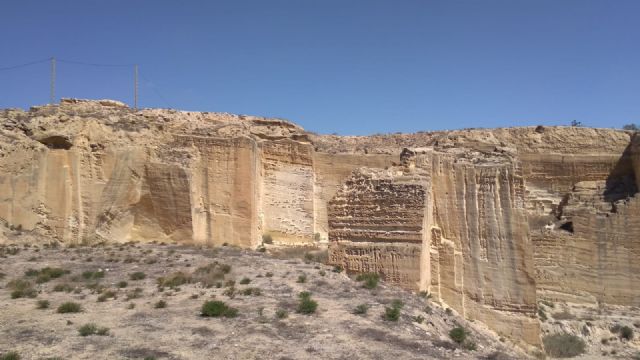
1,99,639,348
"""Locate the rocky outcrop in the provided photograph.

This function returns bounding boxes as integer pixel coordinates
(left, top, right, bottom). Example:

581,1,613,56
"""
327,149,540,346
0,99,313,247
1,99,639,349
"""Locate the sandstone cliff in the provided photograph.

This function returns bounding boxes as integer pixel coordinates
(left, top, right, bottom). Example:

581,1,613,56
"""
1,99,638,349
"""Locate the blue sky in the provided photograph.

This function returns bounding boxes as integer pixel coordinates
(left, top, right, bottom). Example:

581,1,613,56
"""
1,0,639,135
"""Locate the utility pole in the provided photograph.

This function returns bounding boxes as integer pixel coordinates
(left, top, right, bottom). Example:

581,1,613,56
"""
50,57,56,104
134,64,138,110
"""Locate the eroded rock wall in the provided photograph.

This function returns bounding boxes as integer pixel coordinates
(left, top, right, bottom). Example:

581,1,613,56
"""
328,168,430,290
327,151,540,346
260,140,315,244
0,100,315,247
429,152,539,345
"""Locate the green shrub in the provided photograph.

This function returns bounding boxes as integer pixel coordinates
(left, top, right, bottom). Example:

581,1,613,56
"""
129,272,146,281
78,323,97,336
332,266,343,273
81,270,105,280
241,287,262,296
53,283,73,293
275,308,288,319
239,277,251,285
8,279,37,299
24,269,39,277
265,272,273,278
538,308,547,321
78,323,109,337
157,272,190,289
97,290,117,302
297,291,318,314
201,300,238,318
0,351,20,360
621,326,634,340
413,315,425,323
191,262,230,287
463,340,477,351
383,300,403,321
117,281,128,288
36,299,50,309
353,304,369,315
35,267,68,283
154,300,167,309
297,274,307,283
125,287,143,300
543,333,586,358
449,327,467,344
356,272,380,289
57,302,82,313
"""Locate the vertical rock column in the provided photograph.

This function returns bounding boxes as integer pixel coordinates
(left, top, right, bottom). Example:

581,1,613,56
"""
429,152,540,346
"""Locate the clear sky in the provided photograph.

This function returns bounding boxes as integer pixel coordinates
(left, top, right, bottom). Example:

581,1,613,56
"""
1,0,639,135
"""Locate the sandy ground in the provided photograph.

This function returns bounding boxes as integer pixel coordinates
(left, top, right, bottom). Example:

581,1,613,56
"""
0,242,525,360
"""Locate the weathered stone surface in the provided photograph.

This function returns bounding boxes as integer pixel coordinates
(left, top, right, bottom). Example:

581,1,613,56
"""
327,150,540,346
2,99,639,349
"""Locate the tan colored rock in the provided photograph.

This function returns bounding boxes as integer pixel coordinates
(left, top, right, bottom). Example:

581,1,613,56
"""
2,99,640,350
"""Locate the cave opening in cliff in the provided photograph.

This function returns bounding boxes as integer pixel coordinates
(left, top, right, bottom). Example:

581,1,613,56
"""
559,221,574,233
38,136,73,150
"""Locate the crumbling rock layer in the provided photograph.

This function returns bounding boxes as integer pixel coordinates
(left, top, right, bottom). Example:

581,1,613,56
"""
1,99,639,348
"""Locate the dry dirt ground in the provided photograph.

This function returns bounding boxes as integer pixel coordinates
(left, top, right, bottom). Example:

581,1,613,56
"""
0,242,525,360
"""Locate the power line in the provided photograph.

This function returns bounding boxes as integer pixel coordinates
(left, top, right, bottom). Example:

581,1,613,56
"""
0,58,50,71
139,71,173,109
57,59,134,67
1,57,174,110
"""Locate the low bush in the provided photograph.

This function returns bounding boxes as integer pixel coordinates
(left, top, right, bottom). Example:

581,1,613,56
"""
449,327,467,344
125,287,143,300
239,277,251,285
154,300,167,309
275,308,288,319
36,299,50,309
157,272,190,289
621,326,634,340
297,291,318,314
0,351,20,360
53,283,74,293
78,323,109,336
8,279,37,299
117,281,128,288
382,299,403,321
356,273,380,289
241,287,262,296
191,262,231,287
81,270,105,280
57,301,82,313
129,272,146,281
543,333,586,358
296,274,307,283
538,308,547,321
201,300,238,318
97,290,117,302
353,304,369,315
